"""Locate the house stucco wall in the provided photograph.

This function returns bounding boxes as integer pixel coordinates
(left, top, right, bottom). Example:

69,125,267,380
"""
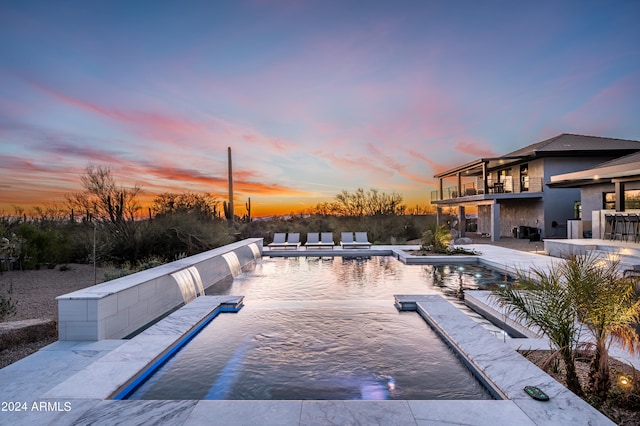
580,180,640,223
497,199,544,238
478,205,491,235
577,183,612,235
542,157,614,238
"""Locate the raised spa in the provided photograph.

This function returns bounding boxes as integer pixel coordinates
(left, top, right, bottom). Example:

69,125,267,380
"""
125,257,509,400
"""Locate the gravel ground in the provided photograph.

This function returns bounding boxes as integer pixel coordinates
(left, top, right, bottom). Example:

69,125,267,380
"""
0,237,538,368
0,264,107,322
0,264,107,368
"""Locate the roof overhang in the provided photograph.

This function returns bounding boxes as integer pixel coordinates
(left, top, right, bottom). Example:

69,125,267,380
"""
434,156,529,179
548,163,640,188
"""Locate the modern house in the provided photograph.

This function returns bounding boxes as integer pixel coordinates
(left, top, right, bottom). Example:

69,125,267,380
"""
549,150,640,239
431,134,640,241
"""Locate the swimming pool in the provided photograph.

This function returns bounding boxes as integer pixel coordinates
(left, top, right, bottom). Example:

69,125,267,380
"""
126,257,505,400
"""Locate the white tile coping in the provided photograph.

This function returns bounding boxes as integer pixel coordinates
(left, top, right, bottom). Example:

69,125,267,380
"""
395,294,614,425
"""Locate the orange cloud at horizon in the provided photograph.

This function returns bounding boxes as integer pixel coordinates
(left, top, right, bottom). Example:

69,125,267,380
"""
1,174,437,218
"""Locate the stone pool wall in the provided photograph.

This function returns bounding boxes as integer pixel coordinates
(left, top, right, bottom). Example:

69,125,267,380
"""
56,238,262,341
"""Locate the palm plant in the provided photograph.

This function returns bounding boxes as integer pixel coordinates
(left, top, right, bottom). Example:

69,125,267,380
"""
492,263,584,396
563,254,640,399
421,223,451,253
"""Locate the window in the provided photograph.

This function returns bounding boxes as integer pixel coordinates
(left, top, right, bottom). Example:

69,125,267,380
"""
520,164,529,192
625,190,640,210
604,193,615,209
499,169,511,182
603,190,640,210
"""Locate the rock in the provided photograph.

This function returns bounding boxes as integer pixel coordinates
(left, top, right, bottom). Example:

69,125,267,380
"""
454,237,473,245
0,318,57,350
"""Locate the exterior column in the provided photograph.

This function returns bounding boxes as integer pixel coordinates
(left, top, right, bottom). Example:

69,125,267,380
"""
458,206,465,237
615,181,625,211
592,209,603,239
491,202,500,242
482,161,488,194
436,207,443,227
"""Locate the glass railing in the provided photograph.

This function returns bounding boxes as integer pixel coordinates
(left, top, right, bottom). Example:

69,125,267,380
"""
431,177,544,201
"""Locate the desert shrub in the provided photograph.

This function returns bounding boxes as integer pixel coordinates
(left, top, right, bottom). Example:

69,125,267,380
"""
240,214,437,245
0,294,17,321
142,212,233,260
18,223,73,268
102,255,168,282
137,256,165,271
103,262,136,281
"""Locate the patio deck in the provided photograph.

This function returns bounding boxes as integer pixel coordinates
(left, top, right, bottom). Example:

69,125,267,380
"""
0,244,622,425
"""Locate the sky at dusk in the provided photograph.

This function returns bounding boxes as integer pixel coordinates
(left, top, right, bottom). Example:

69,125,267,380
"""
2,1,640,217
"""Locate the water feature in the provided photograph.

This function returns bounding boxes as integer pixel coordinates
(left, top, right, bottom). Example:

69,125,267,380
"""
187,266,205,296
171,269,198,303
170,266,209,303
248,242,261,260
127,257,503,401
222,252,242,277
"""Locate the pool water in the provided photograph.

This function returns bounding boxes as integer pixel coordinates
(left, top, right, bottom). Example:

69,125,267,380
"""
127,257,502,400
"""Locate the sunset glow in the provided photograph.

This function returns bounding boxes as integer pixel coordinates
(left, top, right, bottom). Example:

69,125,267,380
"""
1,1,639,216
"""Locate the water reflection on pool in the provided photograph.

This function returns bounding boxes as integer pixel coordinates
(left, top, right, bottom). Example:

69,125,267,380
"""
128,257,505,401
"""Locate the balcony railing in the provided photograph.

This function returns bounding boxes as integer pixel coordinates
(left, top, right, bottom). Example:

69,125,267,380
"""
431,177,543,201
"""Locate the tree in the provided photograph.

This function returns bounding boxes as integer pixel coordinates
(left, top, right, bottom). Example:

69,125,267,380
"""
493,253,640,399
152,192,219,220
563,254,640,398
492,263,584,396
67,164,142,224
332,188,405,217
66,164,143,261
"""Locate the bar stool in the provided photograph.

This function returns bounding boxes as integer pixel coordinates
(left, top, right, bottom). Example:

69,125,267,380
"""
603,214,614,240
613,214,626,241
627,213,640,243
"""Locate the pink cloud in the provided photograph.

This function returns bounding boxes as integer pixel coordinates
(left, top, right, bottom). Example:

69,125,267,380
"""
406,149,450,175
313,150,394,179
32,81,299,154
453,139,497,157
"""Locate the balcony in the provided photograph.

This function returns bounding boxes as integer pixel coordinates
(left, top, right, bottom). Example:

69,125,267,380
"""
431,177,544,202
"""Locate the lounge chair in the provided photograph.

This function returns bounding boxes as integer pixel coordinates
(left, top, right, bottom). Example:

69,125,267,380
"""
305,232,335,250
354,232,372,248
268,233,288,249
340,232,355,248
320,232,335,249
285,232,301,250
341,232,372,249
304,232,321,249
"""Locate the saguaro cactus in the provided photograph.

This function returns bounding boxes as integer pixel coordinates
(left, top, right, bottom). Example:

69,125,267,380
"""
227,147,234,224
